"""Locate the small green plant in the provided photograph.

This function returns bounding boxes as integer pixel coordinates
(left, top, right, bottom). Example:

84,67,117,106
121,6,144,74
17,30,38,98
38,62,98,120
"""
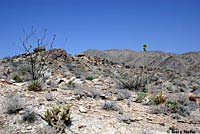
12,74,23,83
28,80,42,91
44,105,71,133
22,110,37,123
86,76,94,81
136,92,147,103
167,100,178,112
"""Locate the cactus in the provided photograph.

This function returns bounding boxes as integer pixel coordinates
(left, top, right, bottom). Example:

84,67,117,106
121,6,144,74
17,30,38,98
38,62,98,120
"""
44,105,71,133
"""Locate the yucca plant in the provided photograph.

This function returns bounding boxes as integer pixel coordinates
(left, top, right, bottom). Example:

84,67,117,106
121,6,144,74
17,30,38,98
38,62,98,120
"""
28,80,42,91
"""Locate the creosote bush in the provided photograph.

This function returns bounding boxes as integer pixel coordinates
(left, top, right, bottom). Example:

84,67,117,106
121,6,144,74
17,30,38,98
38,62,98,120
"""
44,105,71,133
28,80,42,91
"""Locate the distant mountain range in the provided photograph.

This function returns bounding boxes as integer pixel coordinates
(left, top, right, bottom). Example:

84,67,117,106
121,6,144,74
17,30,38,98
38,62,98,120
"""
80,49,200,73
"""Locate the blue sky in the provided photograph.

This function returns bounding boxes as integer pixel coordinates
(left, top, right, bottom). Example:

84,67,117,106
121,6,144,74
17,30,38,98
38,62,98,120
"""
0,0,200,58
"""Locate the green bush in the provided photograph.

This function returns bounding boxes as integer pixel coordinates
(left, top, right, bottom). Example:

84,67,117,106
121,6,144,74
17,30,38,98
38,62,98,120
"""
12,74,23,83
28,81,42,91
86,76,94,81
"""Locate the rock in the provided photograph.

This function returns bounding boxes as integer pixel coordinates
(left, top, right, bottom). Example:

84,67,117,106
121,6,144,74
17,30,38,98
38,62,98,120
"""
13,82,25,86
79,106,89,113
78,124,87,129
118,115,132,124
46,80,57,88
19,110,26,115
43,71,52,80
133,117,143,121
146,117,153,121
56,78,67,84
26,126,32,130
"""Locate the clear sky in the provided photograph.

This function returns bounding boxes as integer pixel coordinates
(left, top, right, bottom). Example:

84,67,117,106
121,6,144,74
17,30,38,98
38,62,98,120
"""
0,0,200,58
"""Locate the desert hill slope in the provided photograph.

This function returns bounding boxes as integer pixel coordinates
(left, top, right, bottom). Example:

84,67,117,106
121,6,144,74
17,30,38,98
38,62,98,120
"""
0,48,199,134
81,49,200,73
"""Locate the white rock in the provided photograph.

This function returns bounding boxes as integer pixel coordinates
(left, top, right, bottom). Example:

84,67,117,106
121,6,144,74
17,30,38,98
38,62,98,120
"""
26,126,32,130
79,106,88,113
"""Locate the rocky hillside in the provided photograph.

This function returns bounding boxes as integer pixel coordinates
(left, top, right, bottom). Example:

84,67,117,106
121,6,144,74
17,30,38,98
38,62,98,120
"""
81,49,200,73
0,48,199,134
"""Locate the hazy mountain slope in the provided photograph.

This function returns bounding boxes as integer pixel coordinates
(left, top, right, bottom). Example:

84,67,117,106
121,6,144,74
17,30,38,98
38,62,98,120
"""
81,49,200,72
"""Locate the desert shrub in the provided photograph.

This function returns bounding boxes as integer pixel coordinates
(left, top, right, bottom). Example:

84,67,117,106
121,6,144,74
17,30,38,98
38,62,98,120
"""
74,88,101,99
101,101,120,111
74,88,86,98
87,88,101,99
110,68,155,92
153,92,166,105
36,126,59,134
28,80,42,91
18,67,30,75
150,104,168,115
12,74,23,83
167,94,198,117
22,110,37,123
2,94,24,114
116,89,131,100
136,92,147,103
117,73,147,91
85,76,94,81
44,105,71,133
